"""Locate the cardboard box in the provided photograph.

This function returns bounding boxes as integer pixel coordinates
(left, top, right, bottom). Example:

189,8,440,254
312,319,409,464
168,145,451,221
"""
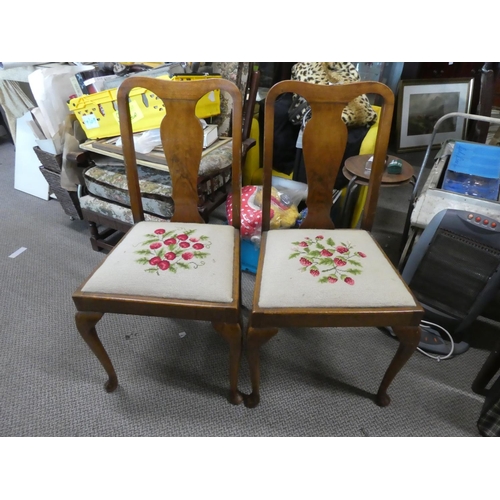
203,124,218,148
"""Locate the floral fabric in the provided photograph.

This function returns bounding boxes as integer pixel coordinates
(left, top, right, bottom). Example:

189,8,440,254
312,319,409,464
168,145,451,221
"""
211,63,250,137
79,194,167,223
133,227,212,275
258,228,418,309
84,164,174,219
81,221,236,303
83,140,234,219
290,235,366,286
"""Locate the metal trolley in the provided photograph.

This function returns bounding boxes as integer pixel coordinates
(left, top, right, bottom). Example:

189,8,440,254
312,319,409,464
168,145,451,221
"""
398,111,500,270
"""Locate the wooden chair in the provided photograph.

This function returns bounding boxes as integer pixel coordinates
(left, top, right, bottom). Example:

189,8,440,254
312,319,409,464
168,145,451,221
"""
77,63,259,252
72,77,244,405
244,80,424,408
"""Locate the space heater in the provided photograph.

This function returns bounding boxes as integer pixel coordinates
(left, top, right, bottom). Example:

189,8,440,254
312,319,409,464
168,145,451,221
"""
401,209,500,356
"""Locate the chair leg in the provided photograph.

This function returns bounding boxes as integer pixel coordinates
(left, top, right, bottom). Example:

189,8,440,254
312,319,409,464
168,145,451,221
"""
212,322,244,405
244,325,279,408
375,325,420,407
75,311,118,393
472,336,500,396
87,221,101,252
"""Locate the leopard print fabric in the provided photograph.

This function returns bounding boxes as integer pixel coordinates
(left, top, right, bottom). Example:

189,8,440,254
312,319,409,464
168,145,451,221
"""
289,62,378,129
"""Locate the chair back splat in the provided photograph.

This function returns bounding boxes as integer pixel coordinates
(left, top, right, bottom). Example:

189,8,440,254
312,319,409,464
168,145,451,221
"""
117,77,242,227
262,80,394,232
73,77,245,406
244,79,423,410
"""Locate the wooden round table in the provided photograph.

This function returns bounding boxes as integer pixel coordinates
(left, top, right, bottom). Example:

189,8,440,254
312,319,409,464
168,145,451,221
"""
343,154,414,186
340,154,415,227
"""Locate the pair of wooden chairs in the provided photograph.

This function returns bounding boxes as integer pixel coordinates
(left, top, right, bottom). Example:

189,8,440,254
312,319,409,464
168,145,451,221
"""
73,77,424,408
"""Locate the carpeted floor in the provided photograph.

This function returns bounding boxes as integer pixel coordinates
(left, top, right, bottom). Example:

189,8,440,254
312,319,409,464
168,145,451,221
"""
0,135,493,436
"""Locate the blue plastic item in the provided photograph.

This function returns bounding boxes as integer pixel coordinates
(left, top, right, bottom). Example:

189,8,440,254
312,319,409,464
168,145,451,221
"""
241,238,260,274
442,141,500,200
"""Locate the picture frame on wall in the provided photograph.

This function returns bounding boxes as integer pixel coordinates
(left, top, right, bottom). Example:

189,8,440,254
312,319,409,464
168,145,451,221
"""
396,78,474,152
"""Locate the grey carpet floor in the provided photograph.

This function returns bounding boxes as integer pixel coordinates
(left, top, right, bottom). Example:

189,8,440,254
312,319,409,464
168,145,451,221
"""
0,136,491,436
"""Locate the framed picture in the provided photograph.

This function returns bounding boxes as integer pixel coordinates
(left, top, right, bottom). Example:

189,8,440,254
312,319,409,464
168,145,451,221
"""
396,78,474,152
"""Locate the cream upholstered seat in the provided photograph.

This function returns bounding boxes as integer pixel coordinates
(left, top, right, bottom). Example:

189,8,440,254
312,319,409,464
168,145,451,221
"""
258,229,418,309
81,221,236,303
73,77,244,405
244,79,424,410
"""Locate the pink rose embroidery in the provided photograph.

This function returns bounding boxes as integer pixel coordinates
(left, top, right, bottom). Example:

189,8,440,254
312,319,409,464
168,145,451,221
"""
290,236,365,285
135,228,211,275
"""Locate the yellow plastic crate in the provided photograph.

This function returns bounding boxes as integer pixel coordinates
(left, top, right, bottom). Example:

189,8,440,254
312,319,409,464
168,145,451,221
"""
68,74,221,140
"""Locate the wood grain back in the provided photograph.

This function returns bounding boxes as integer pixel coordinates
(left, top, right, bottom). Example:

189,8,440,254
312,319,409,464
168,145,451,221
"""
262,80,394,232
117,77,242,228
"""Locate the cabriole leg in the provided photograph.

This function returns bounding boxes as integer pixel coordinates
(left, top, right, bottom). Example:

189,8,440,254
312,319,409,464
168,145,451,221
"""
212,321,244,405
376,325,420,407
75,311,118,392
244,325,279,409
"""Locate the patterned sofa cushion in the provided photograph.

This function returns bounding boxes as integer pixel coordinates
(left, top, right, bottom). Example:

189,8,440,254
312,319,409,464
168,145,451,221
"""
83,139,234,219
84,163,175,219
79,194,167,224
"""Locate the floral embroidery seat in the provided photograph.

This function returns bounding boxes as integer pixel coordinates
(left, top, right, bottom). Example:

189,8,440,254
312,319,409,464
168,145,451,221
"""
258,229,418,309
81,221,236,303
